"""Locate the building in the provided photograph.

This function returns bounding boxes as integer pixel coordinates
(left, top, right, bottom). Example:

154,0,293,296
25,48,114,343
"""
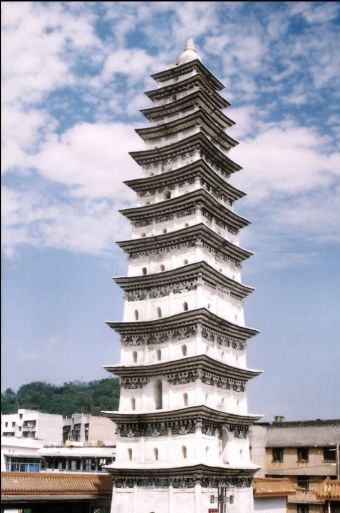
103,37,261,513
39,445,115,472
1,411,117,474
1,436,42,472
250,418,340,513
63,413,116,446
1,409,63,445
253,478,296,513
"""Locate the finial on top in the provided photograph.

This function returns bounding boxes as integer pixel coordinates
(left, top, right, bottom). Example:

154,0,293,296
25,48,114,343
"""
175,36,202,65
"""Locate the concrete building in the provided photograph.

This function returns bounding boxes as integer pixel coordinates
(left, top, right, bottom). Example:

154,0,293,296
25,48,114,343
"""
1,409,63,445
104,37,262,513
1,411,117,474
63,413,117,446
250,418,340,513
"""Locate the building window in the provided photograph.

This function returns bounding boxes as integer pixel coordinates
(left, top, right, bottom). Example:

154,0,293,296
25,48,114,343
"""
297,506,309,513
272,448,284,462
84,423,89,442
131,398,136,410
142,267,147,275
165,191,171,200
323,447,336,461
5,422,8,427
182,446,187,459
133,351,138,363
297,476,309,490
128,449,132,461
184,259,188,265
156,349,162,361
157,307,162,318
181,345,187,356
297,447,309,462
162,228,167,234
183,393,188,407
134,310,139,321
12,422,16,427
154,448,159,461
160,264,165,271
183,302,188,311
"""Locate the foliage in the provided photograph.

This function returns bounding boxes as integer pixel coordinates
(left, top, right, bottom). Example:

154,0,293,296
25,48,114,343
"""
1,378,120,416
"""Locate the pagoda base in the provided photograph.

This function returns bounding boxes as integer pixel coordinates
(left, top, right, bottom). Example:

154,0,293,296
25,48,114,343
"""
111,482,254,513
108,465,255,513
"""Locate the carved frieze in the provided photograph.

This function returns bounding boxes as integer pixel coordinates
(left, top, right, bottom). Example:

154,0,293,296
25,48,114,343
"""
201,326,245,350
125,278,197,302
114,475,252,488
117,418,249,439
120,377,150,389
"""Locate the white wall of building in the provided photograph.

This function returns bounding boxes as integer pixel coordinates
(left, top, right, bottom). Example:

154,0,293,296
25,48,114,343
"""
254,497,287,512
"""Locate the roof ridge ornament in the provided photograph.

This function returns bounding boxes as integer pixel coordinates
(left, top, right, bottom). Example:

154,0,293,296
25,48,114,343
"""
176,36,202,65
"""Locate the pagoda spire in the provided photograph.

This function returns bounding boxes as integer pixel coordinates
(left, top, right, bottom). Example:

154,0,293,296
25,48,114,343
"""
176,35,202,65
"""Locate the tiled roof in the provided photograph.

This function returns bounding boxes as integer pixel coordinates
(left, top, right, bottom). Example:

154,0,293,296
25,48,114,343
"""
1,472,112,496
253,478,296,497
316,478,340,500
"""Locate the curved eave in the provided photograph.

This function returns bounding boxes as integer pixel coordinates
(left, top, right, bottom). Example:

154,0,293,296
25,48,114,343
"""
116,223,253,262
141,90,234,127
106,464,256,480
120,189,249,229
103,405,261,425
107,307,259,340
151,59,226,92
145,74,228,109
114,261,254,299
135,109,238,149
129,132,242,173
124,159,245,201
104,354,261,380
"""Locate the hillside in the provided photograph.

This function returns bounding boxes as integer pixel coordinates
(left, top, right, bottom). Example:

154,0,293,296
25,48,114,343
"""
1,378,120,417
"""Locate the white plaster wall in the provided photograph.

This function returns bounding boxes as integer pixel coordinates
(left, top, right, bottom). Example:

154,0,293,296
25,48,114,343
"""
127,246,240,281
122,285,244,326
119,378,247,416
131,212,239,245
254,497,286,512
111,484,255,513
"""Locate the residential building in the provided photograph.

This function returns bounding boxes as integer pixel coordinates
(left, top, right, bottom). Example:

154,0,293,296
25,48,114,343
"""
63,413,116,446
253,478,296,512
1,409,63,445
104,37,261,513
250,418,340,513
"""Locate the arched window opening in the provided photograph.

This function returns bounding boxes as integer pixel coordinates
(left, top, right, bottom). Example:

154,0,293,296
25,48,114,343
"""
128,448,132,461
182,446,187,459
207,303,211,310
184,259,188,265
154,379,163,410
157,307,162,319
131,398,136,410
165,191,171,200
132,351,138,363
162,228,167,234
185,223,189,227
160,264,165,272
206,446,210,454
183,302,188,311
154,448,159,461
134,310,139,321
181,345,187,357
183,393,188,407
157,349,162,361
205,393,209,403
221,351,225,360
141,233,146,237
142,267,147,275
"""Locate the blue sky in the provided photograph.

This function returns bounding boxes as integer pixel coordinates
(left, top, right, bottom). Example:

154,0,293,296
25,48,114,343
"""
2,1,340,421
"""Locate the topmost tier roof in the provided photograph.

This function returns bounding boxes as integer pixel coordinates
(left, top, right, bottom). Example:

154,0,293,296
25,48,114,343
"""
151,38,225,92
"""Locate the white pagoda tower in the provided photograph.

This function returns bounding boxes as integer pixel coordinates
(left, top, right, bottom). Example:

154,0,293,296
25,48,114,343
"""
104,38,261,513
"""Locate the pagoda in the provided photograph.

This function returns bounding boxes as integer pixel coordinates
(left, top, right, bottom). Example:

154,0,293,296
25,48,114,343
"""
104,38,261,513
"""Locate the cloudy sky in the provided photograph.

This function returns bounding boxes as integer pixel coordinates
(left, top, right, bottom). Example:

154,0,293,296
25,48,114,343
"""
2,1,340,421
